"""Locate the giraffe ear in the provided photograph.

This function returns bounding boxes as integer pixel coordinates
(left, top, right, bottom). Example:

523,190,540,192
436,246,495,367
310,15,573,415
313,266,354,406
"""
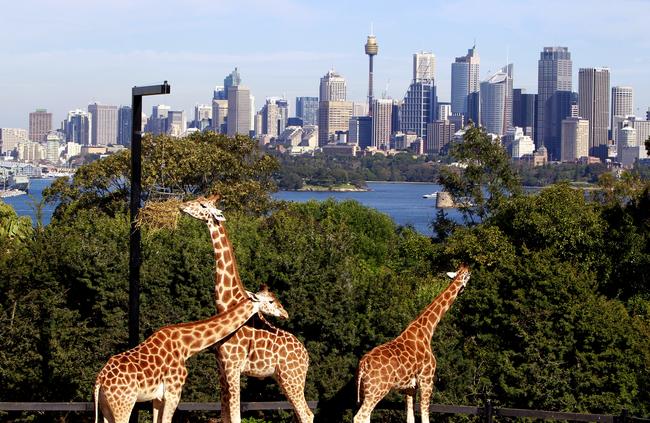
446,272,457,279
247,291,260,302
259,284,269,292
207,194,221,204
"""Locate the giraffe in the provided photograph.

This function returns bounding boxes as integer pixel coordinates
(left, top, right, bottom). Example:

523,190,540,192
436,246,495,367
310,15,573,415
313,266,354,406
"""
353,265,471,423
179,195,314,423
93,287,288,423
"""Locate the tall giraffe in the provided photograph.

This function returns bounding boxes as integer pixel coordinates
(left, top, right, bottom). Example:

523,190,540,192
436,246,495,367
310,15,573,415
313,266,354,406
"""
353,265,471,423
93,288,288,423
179,195,314,423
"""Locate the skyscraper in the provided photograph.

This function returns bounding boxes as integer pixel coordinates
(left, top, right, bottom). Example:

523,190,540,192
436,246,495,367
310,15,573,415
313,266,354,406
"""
426,120,456,154
224,68,241,99
63,109,92,145
413,52,435,82
296,97,318,126
451,45,480,116
611,86,634,129
166,111,186,137
0,128,28,155
117,106,132,146
226,85,252,137
318,101,352,146
29,109,52,143
480,64,513,137
319,70,346,101
513,89,537,138
88,103,118,146
349,116,372,148
212,99,228,133
561,117,589,162
401,53,437,141
261,98,289,137
371,99,392,149
365,31,378,116
537,47,572,160
148,104,171,135
579,67,610,160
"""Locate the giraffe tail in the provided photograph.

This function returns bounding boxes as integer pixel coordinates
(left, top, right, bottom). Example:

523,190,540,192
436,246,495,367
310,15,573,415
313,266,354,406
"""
93,383,100,423
356,359,366,405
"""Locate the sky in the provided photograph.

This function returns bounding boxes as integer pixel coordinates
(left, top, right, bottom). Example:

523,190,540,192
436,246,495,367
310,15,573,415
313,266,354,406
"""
1,0,649,128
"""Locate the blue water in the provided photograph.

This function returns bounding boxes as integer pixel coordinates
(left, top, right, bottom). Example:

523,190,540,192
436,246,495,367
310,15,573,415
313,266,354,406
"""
4,180,460,235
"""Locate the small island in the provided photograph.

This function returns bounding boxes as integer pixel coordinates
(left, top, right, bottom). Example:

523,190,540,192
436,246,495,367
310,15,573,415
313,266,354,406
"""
297,183,368,192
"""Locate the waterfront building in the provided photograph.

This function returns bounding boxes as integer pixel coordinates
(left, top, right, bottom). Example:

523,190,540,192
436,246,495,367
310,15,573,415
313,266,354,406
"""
296,97,318,126
579,67,610,160
227,85,252,137
29,109,52,143
372,99,393,149
451,45,480,116
88,103,118,146
537,46,573,160
561,117,590,162
0,128,29,155
480,64,513,136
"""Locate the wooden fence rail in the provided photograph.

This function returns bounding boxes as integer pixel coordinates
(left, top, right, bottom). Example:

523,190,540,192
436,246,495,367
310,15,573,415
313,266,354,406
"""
0,401,647,423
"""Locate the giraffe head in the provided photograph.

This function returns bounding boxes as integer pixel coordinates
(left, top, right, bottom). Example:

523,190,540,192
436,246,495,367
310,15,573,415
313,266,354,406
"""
248,285,289,320
179,194,225,224
447,264,471,294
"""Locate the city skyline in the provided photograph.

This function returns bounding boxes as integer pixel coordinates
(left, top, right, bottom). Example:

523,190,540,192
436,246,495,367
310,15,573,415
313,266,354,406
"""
2,0,649,128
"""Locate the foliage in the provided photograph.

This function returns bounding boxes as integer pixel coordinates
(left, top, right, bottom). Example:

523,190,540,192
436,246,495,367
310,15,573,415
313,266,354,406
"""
0,200,33,242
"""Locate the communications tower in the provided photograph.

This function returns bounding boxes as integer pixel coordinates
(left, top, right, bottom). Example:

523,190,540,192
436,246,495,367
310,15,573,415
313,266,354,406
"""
365,27,378,116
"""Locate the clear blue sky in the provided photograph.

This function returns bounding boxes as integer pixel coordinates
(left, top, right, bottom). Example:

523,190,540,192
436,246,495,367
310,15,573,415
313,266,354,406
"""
2,0,649,128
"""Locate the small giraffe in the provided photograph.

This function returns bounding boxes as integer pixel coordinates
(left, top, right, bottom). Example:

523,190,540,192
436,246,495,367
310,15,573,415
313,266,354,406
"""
353,265,471,423
93,288,288,423
180,195,314,423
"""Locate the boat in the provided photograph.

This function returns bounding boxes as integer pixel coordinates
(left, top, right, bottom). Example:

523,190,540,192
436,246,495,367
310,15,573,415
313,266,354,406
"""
9,175,30,194
422,192,438,199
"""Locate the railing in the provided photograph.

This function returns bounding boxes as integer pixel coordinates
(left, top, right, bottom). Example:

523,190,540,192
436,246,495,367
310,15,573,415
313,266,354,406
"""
1,400,648,423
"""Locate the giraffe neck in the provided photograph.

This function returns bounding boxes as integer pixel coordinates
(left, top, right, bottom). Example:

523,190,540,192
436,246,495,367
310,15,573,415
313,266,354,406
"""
177,299,255,358
206,218,249,313
400,277,464,343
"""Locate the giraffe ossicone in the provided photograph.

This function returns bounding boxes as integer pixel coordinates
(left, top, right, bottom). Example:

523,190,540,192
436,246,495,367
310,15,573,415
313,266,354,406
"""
93,288,286,423
353,265,471,423
180,195,314,423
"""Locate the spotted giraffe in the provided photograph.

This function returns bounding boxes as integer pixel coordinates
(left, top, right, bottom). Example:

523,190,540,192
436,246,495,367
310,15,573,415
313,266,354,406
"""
179,195,313,423
354,265,471,423
93,287,288,423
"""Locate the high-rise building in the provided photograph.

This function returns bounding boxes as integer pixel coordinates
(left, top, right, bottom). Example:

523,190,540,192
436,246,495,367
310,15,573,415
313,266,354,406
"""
561,117,589,162
618,125,639,167
29,109,52,143
426,120,456,154
513,89,537,138
437,103,452,122
502,127,535,159
451,45,480,116
226,85,252,137
117,106,132,146
611,86,634,130
413,52,435,82
318,101,353,146
349,116,372,148
537,46,572,160
147,104,171,135
365,31,378,116
579,67,610,160
372,99,393,149
480,64,513,136
261,98,289,137
224,68,241,99
88,103,118,146
0,128,28,155
213,86,226,100
45,132,62,164
212,99,228,133
193,104,212,130
166,111,186,137
319,70,346,101
296,97,318,126
63,109,92,145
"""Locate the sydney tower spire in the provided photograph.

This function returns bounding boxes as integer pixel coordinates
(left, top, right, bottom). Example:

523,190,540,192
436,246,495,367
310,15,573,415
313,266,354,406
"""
365,27,378,117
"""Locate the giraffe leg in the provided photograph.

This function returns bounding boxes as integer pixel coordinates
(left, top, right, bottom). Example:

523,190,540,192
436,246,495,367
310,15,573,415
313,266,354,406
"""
405,393,415,423
223,368,242,423
418,373,435,423
218,362,232,423
153,398,164,423
160,390,182,423
353,387,389,423
276,366,313,423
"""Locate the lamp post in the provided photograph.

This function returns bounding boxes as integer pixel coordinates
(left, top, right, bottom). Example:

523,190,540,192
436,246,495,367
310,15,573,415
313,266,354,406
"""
129,82,170,345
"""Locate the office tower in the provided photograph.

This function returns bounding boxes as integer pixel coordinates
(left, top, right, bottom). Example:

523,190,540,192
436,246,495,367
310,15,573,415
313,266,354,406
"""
0,128,28,155
29,109,52,143
166,111,186,137
372,99,392,149
117,106,132,146
365,31,378,116
318,101,353,146
88,103,118,146
611,86,634,130
451,45,480,115
353,102,369,117
212,99,228,133
224,68,241,99
213,86,226,100
413,52,435,82
194,104,212,129
319,70,346,101
63,109,92,145
537,46,572,160
391,101,401,133
227,85,252,137
349,116,372,148
480,64,513,136
296,97,318,126
618,125,639,166
287,117,303,127
561,117,589,162
426,120,456,154
513,89,537,138
449,113,464,132
467,91,481,125
579,67,610,160
45,132,61,163
147,104,170,135
438,103,451,122
261,97,289,137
